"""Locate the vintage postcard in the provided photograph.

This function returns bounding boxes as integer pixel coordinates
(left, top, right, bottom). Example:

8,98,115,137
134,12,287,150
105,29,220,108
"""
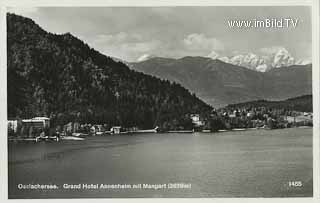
1,0,319,201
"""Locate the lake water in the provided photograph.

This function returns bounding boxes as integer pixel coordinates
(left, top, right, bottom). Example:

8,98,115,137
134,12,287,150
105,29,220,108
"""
8,128,313,198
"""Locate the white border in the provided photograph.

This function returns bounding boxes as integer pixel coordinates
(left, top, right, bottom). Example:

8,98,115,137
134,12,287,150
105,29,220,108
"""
0,1,319,203
0,0,315,6
312,0,320,200
0,4,7,202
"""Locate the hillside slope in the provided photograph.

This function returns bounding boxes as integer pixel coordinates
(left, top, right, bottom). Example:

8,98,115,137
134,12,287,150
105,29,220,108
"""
7,13,212,130
226,95,312,112
131,57,312,107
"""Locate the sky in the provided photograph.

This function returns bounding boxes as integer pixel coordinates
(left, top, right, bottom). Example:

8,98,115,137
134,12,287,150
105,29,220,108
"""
8,7,312,65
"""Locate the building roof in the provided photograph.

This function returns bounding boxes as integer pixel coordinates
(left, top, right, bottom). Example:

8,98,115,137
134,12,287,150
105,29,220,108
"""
32,117,50,120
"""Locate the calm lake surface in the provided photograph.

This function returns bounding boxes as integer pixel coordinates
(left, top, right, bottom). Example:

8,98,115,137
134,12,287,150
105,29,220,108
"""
8,128,313,198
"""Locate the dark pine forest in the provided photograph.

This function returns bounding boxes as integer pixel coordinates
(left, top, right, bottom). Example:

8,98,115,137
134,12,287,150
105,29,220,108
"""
7,13,213,130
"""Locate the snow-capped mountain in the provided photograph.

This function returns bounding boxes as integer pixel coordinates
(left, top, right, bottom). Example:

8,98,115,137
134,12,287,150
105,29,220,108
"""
207,47,311,72
131,56,312,107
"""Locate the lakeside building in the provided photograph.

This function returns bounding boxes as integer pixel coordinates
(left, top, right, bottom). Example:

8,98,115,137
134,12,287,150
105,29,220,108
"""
284,113,313,124
8,117,51,138
190,114,205,127
219,106,313,129
22,117,50,129
8,117,50,131
7,119,18,133
7,108,313,137
64,122,80,134
110,126,121,134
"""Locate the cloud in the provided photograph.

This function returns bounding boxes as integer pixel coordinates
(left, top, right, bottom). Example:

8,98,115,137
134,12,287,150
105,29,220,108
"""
8,7,39,16
295,58,312,65
90,32,161,61
183,33,224,52
90,32,309,68
136,54,155,62
7,7,310,68
259,46,283,55
94,32,142,44
120,40,160,53
207,50,220,59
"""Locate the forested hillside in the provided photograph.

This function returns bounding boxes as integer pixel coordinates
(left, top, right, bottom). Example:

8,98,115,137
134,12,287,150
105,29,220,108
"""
226,95,312,112
7,13,212,130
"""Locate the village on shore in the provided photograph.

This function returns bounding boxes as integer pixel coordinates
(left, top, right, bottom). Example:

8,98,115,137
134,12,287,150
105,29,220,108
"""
7,105,313,142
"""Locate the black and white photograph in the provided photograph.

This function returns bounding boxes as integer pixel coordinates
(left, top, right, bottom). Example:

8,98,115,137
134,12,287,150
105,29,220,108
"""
2,0,320,200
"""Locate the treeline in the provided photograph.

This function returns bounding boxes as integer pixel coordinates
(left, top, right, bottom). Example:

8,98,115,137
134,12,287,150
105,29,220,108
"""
226,95,312,112
7,13,212,131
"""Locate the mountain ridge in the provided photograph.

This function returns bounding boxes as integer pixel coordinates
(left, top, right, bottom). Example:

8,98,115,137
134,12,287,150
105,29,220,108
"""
131,57,312,107
132,55,311,71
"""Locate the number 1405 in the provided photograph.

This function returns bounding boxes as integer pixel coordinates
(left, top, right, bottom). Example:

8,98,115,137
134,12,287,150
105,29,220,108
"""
288,181,302,187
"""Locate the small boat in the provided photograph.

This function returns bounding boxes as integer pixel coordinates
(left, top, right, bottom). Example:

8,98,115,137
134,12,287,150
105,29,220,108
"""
8,137,39,142
61,136,85,141
247,128,258,130
129,127,158,133
232,128,246,131
37,135,60,142
96,131,104,136
167,130,193,133
72,132,88,137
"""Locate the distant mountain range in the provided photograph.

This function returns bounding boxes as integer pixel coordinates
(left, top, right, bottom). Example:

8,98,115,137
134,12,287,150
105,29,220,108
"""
206,48,311,72
131,57,312,107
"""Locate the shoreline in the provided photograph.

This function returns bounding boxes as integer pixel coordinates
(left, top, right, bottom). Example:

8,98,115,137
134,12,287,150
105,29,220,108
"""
7,126,313,142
